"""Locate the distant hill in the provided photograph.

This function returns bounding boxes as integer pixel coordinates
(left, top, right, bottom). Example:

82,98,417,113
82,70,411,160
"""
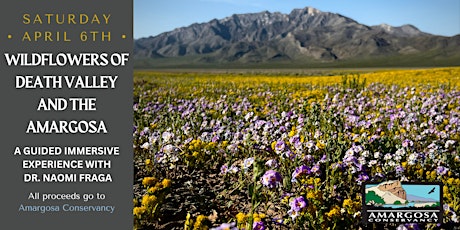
134,7,460,68
407,194,437,203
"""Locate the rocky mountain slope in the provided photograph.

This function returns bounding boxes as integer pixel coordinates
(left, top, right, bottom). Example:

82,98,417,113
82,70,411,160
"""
377,180,407,200
366,181,407,205
134,7,460,67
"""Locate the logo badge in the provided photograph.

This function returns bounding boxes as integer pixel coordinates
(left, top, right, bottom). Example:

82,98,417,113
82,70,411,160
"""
362,181,443,224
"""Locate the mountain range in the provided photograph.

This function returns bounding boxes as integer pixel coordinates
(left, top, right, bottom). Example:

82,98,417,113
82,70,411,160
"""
134,7,460,68
406,194,437,202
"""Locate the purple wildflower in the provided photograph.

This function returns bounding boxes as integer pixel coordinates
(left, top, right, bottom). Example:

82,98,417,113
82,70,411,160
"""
254,120,266,129
403,223,421,230
445,140,456,149
140,127,149,137
290,196,308,211
272,217,284,225
395,165,405,174
280,192,292,201
306,140,315,148
287,209,300,220
436,166,448,176
243,157,254,171
265,159,279,168
161,131,174,143
229,165,239,174
211,222,237,230
284,150,296,160
311,164,321,175
357,173,369,185
303,154,314,162
287,196,307,220
162,144,176,154
274,140,286,153
253,221,266,230
279,126,287,132
402,139,414,148
291,165,310,182
320,154,327,163
332,162,345,170
261,170,282,188
140,142,150,150
220,165,229,174
289,135,302,149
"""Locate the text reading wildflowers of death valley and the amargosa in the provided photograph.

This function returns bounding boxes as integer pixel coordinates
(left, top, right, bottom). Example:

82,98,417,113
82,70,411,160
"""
6,52,129,184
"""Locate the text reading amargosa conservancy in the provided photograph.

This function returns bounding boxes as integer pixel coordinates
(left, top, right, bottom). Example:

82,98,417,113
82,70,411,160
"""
4,52,129,66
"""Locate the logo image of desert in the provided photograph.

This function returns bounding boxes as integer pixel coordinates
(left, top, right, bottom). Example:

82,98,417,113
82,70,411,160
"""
363,181,443,224
365,181,441,209
365,181,441,208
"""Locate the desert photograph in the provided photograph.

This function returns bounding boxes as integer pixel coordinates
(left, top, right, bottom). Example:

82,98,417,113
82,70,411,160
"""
132,1,460,229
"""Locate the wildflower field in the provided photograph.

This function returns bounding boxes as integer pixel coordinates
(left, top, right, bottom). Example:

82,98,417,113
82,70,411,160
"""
133,67,460,230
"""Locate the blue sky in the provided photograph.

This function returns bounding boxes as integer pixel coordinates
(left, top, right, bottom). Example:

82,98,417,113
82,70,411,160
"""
134,0,460,39
403,185,440,201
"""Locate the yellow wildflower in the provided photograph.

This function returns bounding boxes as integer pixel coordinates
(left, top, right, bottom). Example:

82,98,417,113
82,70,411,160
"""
133,206,146,217
281,195,290,204
253,213,261,222
193,214,208,230
207,142,217,148
443,186,449,194
316,140,326,150
430,171,436,179
401,161,407,168
147,186,158,194
342,198,353,208
184,213,193,230
141,194,157,207
314,178,321,184
326,206,341,218
307,191,316,200
271,141,277,151
142,176,157,187
162,178,172,188
236,212,246,224
417,168,424,176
